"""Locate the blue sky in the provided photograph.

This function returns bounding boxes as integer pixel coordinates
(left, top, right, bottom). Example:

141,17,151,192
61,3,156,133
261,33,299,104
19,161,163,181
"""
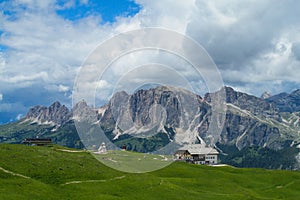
56,0,141,23
0,0,300,124
0,0,142,123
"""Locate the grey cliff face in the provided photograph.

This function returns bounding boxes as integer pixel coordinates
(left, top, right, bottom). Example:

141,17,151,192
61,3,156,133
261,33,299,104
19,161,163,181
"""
206,87,279,119
98,86,297,150
267,89,300,112
100,86,208,142
261,91,272,99
219,112,281,150
23,86,299,152
72,100,97,123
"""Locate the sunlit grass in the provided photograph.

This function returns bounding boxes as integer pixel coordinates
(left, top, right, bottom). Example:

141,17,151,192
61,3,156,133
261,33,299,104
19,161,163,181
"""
0,144,299,200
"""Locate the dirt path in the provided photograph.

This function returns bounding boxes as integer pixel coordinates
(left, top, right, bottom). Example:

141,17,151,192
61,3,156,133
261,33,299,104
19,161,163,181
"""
211,164,231,167
55,149,86,153
0,166,30,179
63,175,126,185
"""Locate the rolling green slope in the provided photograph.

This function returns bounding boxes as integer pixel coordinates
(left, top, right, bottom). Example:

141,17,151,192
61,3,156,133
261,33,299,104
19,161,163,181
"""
0,144,300,200
0,120,83,149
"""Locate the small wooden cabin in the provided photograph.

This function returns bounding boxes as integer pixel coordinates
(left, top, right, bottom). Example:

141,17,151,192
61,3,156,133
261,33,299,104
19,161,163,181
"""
23,138,52,146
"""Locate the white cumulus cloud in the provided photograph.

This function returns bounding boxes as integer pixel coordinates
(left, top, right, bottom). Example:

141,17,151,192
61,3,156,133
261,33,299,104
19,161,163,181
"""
58,84,69,92
0,0,300,114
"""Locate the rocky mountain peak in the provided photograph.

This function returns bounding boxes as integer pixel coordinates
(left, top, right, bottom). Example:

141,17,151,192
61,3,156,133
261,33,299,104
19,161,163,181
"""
72,99,98,123
261,91,272,99
26,105,48,119
267,89,300,112
73,100,88,111
26,101,70,126
50,100,61,107
290,89,300,101
205,86,278,118
99,85,209,145
292,89,300,94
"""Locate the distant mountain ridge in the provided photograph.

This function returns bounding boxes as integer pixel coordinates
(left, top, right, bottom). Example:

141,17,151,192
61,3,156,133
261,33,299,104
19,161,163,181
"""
25,101,70,126
261,91,272,99
1,86,300,169
266,89,300,112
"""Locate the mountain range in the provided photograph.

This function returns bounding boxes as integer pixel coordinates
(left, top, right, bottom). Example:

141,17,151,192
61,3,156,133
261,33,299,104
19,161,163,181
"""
0,86,299,169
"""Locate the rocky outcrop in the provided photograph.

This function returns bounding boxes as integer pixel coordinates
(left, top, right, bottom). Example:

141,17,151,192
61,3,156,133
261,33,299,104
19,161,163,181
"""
98,86,296,150
100,86,206,142
25,99,100,127
205,87,280,119
26,101,70,126
72,100,97,123
267,89,300,112
23,86,299,151
219,112,281,150
261,91,272,99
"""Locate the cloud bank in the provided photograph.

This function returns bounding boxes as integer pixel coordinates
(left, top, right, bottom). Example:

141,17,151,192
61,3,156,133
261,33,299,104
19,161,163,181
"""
0,0,300,122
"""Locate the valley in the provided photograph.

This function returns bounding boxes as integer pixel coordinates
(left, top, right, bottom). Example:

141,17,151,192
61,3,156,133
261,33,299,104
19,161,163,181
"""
1,86,300,170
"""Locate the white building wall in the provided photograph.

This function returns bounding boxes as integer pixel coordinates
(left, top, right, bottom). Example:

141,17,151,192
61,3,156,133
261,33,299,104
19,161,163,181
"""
205,154,218,164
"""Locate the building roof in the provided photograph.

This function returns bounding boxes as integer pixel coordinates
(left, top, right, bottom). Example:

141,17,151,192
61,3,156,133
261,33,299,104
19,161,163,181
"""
179,144,219,155
23,138,52,144
24,138,51,142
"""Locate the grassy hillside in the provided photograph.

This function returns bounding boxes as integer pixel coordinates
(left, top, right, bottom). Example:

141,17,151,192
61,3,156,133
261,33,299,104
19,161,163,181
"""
0,120,83,148
0,144,300,200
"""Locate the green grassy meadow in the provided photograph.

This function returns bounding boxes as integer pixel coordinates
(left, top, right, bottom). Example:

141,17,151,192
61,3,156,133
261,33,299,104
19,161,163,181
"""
0,144,299,200
94,150,173,173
